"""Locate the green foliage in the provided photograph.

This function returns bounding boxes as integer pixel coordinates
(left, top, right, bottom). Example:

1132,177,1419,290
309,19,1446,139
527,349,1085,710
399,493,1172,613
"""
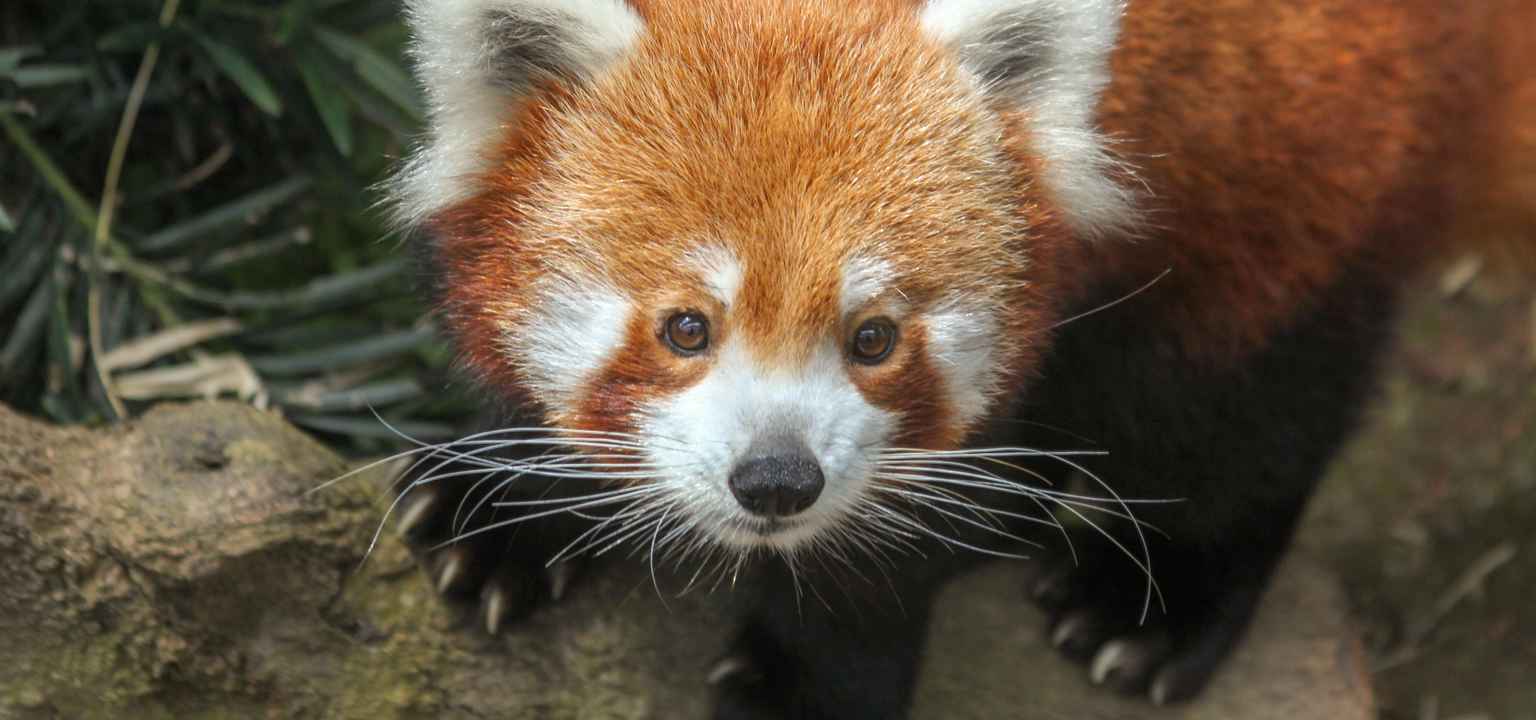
0,0,467,451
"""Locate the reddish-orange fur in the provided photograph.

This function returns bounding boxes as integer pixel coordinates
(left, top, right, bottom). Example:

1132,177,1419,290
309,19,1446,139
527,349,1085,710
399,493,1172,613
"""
1079,0,1534,360
434,0,1058,439
429,0,1533,438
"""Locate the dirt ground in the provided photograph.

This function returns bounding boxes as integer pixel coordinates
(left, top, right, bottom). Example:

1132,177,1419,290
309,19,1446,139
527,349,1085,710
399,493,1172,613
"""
1301,259,1536,720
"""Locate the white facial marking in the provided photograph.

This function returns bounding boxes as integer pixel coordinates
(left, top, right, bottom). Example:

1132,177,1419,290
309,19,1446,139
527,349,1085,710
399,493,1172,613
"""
641,341,897,551
509,275,630,415
689,245,744,307
924,295,1001,430
921,0,1142,239
839,254,895,317
393,0,644,226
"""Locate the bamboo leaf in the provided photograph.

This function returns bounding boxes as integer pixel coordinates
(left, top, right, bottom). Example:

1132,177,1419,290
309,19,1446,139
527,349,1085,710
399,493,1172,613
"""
0,46,41,74
275,377,424,412
45,269,81,402
100,317,243,373
126,255,407,310
0,265,58,381
137,176,312,253
190,32,285,117
11,64,92,87
297,51,355,156
114,353,265,403
0,230,55,310
96,23,165,53
312,26,422,120
287,412,455,441
0,113,96,231
248,324,435,375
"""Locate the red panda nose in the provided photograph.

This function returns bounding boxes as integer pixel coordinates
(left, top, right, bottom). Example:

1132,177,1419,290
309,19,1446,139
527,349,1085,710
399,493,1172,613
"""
728,451,825,518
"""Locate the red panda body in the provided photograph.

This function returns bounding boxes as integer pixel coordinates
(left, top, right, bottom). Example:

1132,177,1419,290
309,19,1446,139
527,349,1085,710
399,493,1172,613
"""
389,0,1534,715
1094,0,1525,358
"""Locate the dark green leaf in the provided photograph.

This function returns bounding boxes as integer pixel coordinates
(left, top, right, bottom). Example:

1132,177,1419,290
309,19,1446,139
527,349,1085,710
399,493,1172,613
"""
190,32,285,117
135,256,407,311
313,25,422,120
0,113,96,232
0,265,57,381
0,203,14,233
248,324,435,375
287,412,455,441
297,50,355,156
0,45,41,74
96,23,165,53
0,231,55,310
137,176,312,253
11,64,92,87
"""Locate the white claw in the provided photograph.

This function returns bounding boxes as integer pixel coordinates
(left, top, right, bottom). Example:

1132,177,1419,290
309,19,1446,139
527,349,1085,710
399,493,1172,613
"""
705,655,752,685
396,491,437,536
1051,613,1089,649
547,561,576,602
1090,640,1129,685
1150,674,1173,706
435,552,464,594
484,587,506,635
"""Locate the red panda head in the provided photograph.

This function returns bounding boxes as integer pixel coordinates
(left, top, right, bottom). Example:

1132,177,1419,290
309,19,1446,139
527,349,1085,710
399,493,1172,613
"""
394,0,1136,550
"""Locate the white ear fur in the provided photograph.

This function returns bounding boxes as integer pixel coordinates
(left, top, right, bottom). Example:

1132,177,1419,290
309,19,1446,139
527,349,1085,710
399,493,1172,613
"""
921,0,1139,239
391,0,643,226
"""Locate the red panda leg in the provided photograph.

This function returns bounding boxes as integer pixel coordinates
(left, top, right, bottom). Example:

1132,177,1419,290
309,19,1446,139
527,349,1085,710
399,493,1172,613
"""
1010,265,1398,703
391,408,602,635
707,554,955,720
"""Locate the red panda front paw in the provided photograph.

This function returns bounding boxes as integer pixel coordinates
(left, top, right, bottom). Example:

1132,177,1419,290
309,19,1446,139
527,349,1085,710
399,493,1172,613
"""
395,478,591,635
1026,554,1264,704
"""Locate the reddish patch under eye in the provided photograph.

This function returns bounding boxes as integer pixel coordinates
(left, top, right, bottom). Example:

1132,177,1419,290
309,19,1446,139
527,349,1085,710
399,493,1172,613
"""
564,312,712,440
850,322,959,448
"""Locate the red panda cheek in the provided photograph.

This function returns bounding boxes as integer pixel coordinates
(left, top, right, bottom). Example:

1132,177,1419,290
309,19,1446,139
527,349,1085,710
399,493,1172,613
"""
562,313,711,438
849,324,961,449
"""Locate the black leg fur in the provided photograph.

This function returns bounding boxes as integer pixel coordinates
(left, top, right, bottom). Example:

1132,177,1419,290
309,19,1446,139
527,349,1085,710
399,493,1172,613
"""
392,409,605,635
1008,266,1399,703
711,552,966,720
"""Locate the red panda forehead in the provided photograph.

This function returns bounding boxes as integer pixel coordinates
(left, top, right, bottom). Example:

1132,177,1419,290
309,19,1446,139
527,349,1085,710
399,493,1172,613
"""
511,0,1027,325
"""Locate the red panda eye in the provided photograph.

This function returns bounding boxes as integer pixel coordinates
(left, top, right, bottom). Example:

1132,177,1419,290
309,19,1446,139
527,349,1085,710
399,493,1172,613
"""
850,318,897,365
663,311,710,355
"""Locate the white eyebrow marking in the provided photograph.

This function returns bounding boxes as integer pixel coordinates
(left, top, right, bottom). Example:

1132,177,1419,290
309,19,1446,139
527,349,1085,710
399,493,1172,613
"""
840,254,895,317
688,245,744,307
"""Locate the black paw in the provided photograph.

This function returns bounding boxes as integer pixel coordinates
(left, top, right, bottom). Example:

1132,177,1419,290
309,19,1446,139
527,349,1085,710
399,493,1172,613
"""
706,620,792,715
1026,553,1260,704
708,625,803,720
393,465,594,635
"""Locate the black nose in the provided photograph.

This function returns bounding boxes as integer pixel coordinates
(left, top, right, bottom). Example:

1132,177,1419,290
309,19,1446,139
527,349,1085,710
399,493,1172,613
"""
728,452,825,517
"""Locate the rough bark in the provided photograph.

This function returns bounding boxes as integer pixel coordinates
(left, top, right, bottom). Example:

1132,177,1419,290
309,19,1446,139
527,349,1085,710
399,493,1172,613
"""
0,401,1371,719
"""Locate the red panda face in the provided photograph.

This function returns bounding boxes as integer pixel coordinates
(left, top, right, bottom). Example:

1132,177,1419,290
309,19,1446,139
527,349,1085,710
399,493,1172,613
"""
402,0,1133,551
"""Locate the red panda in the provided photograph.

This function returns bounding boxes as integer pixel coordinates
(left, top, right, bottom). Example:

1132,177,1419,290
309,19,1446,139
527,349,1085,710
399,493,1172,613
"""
385,0,1535,716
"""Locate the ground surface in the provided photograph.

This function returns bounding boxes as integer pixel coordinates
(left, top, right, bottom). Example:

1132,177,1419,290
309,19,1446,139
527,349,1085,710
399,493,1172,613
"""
1302,264,1536,720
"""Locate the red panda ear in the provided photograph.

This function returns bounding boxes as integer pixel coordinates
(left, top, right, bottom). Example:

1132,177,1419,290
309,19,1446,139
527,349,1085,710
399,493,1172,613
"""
391,0,644,226
920,0,1140,240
